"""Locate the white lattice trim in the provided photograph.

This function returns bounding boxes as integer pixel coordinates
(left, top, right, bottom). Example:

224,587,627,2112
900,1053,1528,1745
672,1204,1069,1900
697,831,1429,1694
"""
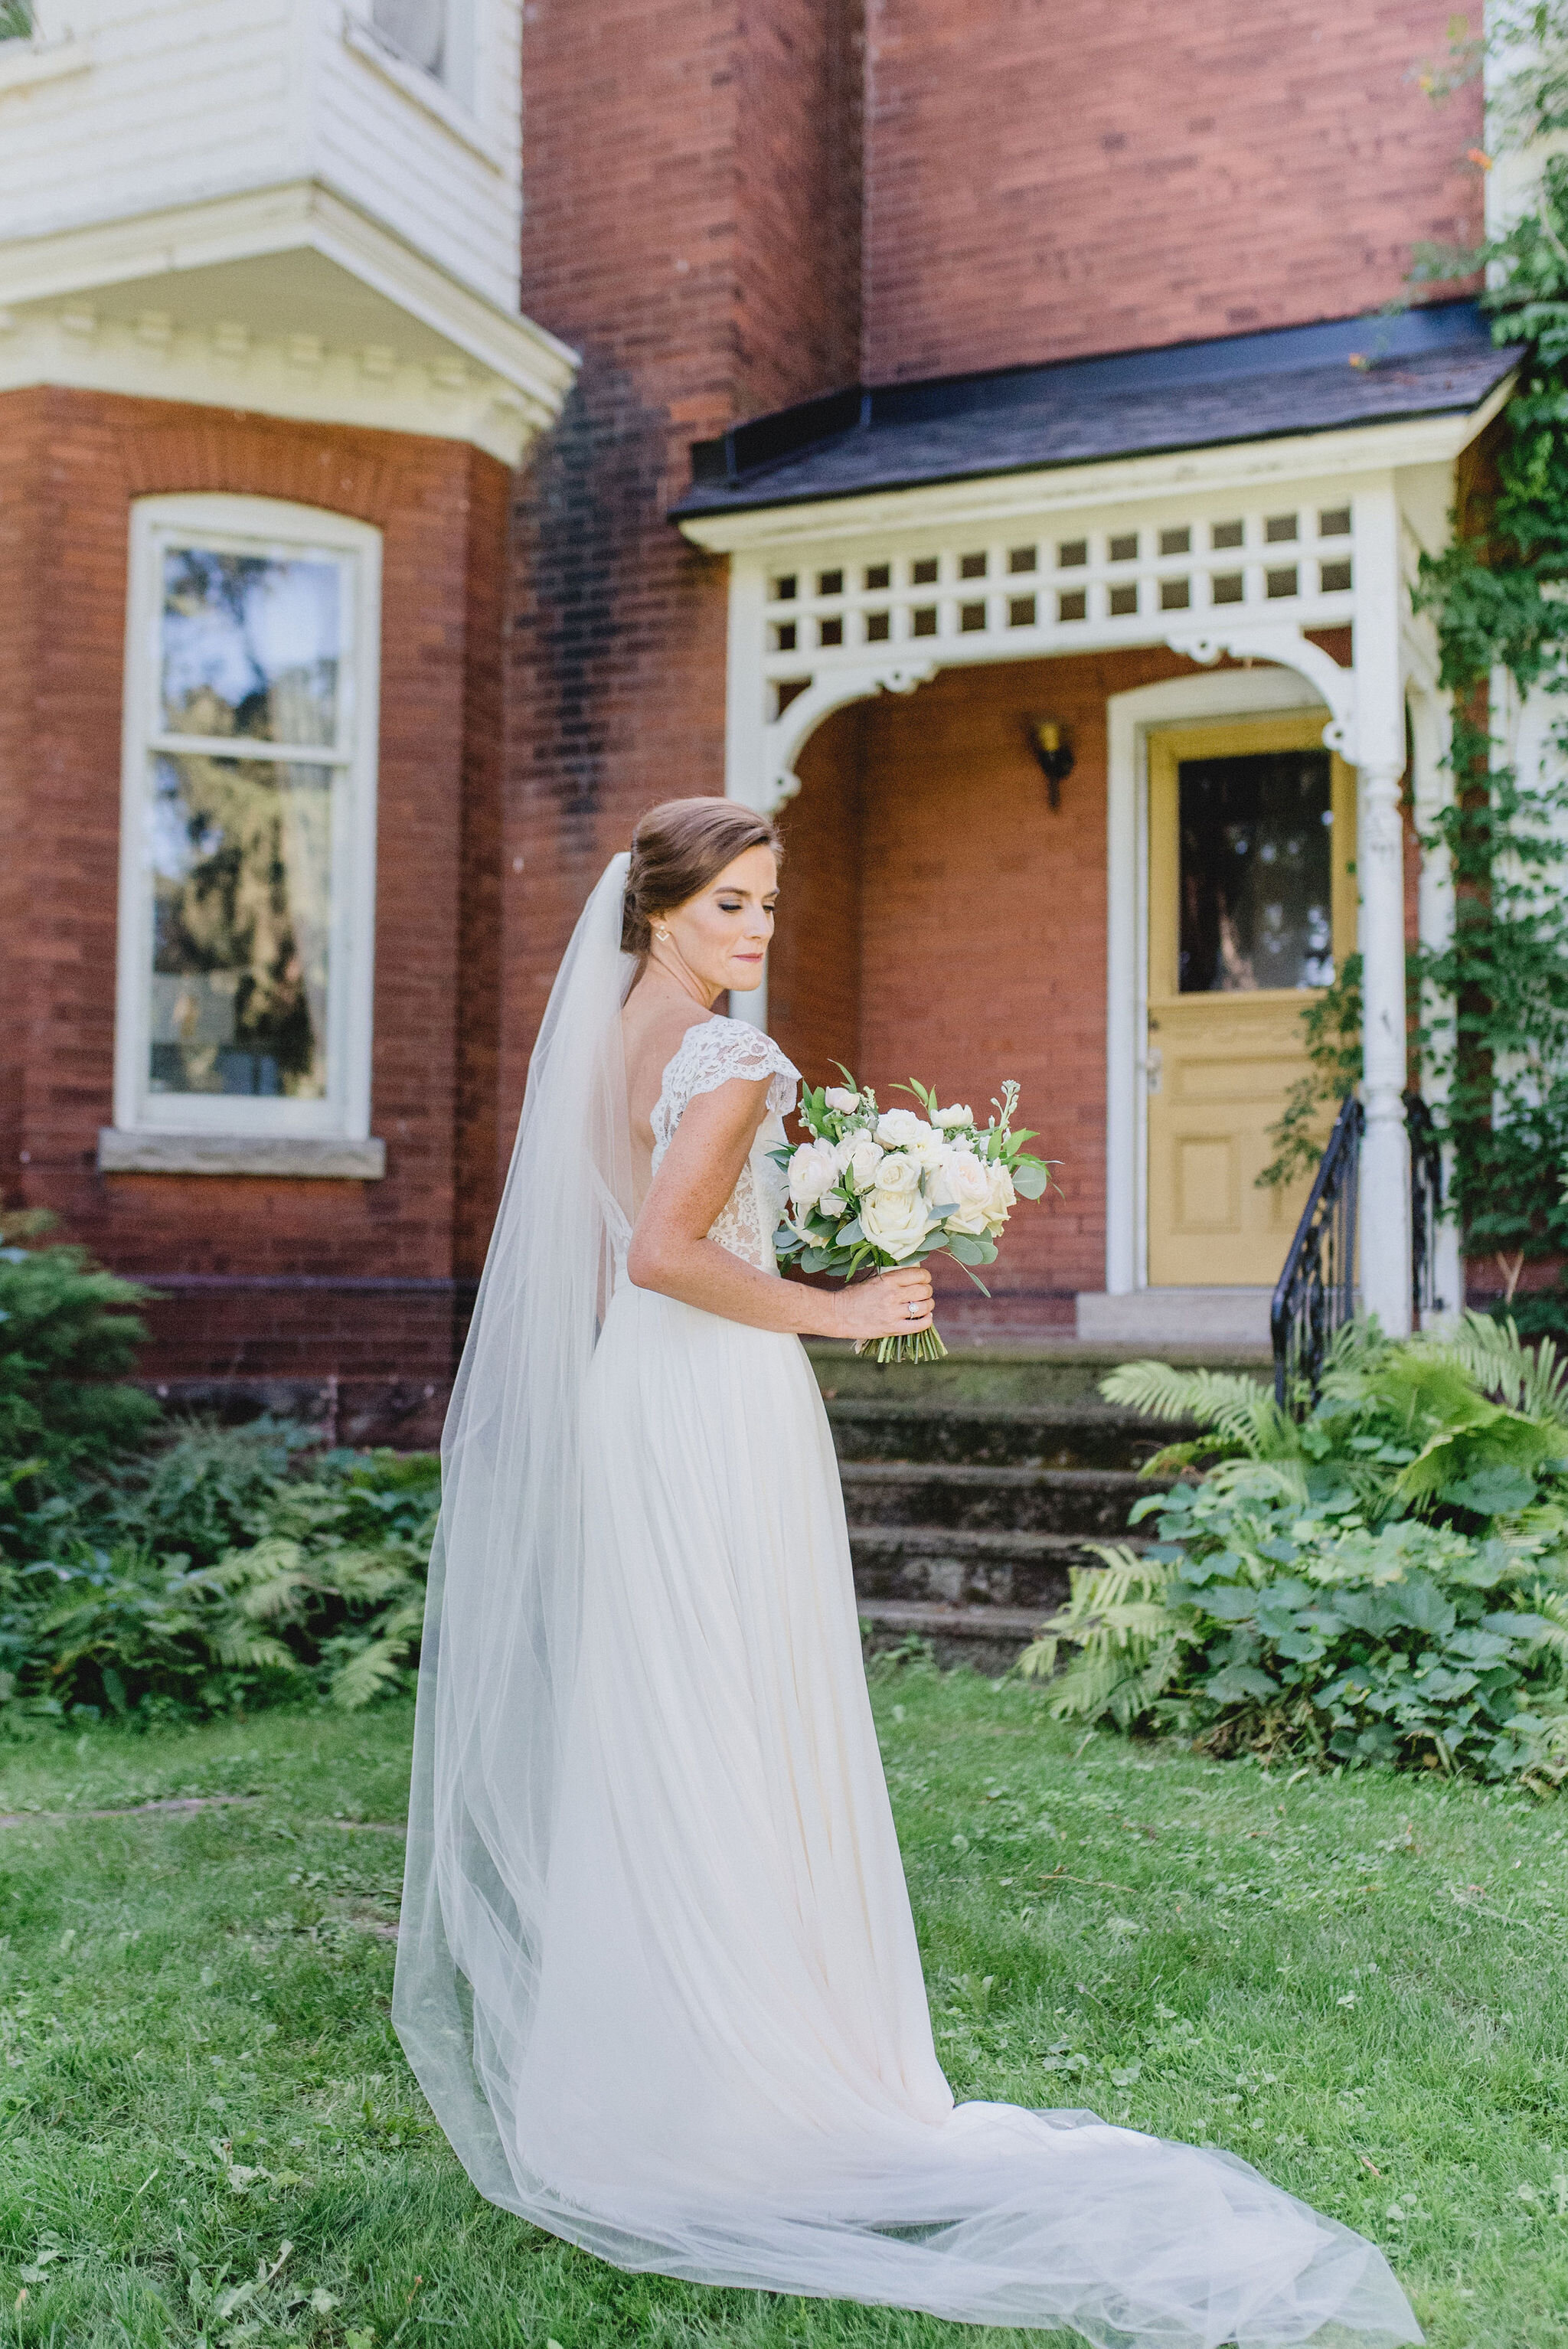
650,1017,799,1168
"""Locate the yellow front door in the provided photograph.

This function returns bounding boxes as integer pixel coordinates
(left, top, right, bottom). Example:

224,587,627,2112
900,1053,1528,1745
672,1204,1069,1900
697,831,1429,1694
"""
1146,713,1356,1288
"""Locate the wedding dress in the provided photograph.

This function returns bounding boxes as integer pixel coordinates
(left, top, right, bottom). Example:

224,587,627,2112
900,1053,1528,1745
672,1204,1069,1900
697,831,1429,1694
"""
394,854,1421,2348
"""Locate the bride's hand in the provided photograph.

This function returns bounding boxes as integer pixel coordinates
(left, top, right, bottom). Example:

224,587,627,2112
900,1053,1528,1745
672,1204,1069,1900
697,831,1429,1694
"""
830,1267,935,1343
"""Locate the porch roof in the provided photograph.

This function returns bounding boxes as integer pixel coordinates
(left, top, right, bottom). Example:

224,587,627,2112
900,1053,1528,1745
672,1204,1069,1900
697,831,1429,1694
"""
671,300,1520,520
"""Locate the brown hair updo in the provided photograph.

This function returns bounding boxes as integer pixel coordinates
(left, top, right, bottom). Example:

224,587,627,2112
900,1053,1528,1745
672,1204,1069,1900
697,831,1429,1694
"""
621,797,782,958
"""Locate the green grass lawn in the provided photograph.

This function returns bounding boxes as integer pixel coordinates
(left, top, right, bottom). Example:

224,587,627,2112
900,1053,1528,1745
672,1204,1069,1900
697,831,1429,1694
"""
2,1662,1565,2348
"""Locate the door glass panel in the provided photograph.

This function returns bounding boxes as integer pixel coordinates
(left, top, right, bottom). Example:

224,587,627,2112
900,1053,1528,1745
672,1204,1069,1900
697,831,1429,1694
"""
146,753,332,1099
1178,748,1334,993
161,550,341,748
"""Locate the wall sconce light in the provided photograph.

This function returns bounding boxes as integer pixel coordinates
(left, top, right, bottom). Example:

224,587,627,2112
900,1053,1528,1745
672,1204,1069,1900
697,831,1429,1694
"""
1024,717,1074,809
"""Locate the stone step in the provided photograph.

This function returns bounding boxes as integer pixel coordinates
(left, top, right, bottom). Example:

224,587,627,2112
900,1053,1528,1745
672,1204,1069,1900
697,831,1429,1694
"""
827,1397,1174,1471
839,1459,1161,1536
849,1521,1132,1612
807,1337,1269,1410
857,1597,1044,1675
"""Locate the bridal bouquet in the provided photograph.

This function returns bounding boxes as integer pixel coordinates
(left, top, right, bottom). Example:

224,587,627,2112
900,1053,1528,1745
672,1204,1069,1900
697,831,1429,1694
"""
773,1074,1053,1362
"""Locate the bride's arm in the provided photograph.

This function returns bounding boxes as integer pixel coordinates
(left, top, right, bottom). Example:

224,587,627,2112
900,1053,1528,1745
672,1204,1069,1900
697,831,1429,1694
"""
627,1076,934,1341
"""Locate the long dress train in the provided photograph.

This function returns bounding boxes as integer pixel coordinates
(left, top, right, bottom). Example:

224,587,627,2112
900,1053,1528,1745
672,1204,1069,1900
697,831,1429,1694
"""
394,861,1422,2349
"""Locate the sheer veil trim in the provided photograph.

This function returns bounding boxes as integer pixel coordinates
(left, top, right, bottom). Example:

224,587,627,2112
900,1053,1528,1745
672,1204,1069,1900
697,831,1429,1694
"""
394,852,635,2207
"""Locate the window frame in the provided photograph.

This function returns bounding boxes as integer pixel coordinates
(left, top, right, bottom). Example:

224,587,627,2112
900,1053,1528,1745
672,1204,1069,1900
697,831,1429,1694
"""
113,493,383,1145
361,0,478,111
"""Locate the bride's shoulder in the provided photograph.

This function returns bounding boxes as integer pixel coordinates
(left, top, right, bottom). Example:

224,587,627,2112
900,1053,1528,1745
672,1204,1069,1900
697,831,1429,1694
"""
658,1016,799,1129
677,1014,798,1085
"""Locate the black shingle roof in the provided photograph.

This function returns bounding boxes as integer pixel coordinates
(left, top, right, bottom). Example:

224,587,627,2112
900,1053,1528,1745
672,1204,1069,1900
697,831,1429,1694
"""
671,302,1519,521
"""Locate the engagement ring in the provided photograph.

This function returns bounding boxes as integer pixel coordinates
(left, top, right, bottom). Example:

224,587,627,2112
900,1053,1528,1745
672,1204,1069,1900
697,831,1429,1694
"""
906,1302,919,1321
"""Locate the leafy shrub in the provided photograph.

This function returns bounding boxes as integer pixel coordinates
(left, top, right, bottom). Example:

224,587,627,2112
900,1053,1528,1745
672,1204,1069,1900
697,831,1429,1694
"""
1019,1317,1568,1784
0,1211,161,1516
1,1421,436,1722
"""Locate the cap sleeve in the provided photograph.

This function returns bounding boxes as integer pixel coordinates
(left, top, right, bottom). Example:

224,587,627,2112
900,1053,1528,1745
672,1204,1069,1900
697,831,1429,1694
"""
652,1018,799,1164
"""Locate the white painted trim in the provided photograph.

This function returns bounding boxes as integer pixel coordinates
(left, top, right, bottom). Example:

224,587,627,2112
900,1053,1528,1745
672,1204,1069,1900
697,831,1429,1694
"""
340,12,503,172
0,29,90,95
1350,474,1413,1335
1408,677,1463,1318
113,494,383,1147
677,385,1516,555
0,180,577,457
1103,666,1329,1297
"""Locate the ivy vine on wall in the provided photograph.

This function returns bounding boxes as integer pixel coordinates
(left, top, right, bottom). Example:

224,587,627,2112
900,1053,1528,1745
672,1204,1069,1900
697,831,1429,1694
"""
1264,8,1568,1341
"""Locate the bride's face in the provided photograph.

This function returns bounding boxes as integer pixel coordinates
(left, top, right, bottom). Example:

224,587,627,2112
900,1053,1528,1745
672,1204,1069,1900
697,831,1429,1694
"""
661,846,779,997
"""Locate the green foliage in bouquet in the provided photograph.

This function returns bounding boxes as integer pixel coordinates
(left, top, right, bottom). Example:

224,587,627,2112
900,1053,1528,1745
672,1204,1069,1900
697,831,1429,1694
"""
773,1072,1054,1362
1,1420,437,1723
1018,1315,1568,1784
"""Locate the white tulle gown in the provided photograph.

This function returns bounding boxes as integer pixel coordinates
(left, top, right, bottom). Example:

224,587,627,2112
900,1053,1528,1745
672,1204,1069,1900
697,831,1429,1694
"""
394,861,1422,2349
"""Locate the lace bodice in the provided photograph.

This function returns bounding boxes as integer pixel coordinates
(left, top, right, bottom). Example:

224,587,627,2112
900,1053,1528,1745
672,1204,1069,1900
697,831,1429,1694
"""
650,1018,799,1272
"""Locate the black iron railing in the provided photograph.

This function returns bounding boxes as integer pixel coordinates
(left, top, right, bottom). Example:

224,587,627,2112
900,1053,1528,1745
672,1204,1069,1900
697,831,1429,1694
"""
1271,1091,1447,1410
1271,1093,1364,1407
1405,1090,1446,1325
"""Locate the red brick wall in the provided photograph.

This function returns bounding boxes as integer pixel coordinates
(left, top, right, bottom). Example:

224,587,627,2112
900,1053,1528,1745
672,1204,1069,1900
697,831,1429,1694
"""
769,707,868,1094
504,0,866,1146
0,394,44,1201
861,0,1484,383
0,387,508,1432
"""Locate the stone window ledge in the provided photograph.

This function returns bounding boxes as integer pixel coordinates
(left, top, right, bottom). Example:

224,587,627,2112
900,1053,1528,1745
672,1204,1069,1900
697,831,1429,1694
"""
97,1130,386,1179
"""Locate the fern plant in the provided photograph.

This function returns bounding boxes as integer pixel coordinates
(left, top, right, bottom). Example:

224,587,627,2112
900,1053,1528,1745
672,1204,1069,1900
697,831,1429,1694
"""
1019,1319,1568,1782
3,1426,438,1719
1017,1546,1200,1726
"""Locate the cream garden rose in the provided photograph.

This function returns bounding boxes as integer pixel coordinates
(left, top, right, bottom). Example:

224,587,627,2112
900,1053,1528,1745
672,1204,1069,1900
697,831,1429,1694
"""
874,1108,932,1150
984,1160,1017,1233
933,1103,973,1128
858,1184,932,1259
787,1139,838,1214
871,1152,920,1197
838,1134,885,1188
823,1085,861,1112
936,1148,990,1213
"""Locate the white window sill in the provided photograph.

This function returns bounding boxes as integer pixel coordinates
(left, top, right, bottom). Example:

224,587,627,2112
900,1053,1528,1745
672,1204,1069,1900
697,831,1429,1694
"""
0,31,91,95
340,13,504,171
98,1130,386,1179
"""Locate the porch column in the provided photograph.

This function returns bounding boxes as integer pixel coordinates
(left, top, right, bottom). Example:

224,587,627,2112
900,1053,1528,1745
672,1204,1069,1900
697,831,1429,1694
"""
1352,478,1413,1335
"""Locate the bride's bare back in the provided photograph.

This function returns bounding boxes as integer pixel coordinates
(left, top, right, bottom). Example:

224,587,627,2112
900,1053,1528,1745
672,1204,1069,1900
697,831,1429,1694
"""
621,978,717,1210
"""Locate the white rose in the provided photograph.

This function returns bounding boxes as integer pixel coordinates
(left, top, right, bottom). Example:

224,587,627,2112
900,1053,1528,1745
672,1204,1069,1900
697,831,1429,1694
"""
934,1103,973,1129
841,1136,885,1189
874,1108,932,1149
907,1125,949,1169
859,1185,932,1260
942,1204,992,1237
871,1151,921,1197
934,1148,990,1213
823,1086,860,1112
787,1140,838,1214
984,1160,1016,1232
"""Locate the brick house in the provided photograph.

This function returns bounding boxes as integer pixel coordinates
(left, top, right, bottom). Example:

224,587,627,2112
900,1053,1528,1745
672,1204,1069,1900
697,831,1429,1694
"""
1,2,1500,1436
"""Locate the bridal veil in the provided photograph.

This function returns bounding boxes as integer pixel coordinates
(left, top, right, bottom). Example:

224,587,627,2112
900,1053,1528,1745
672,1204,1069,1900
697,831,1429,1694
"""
394,853,635,2215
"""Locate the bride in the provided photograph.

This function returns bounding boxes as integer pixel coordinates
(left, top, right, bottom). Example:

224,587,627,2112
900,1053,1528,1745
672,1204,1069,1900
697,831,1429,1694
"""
393,799,1420,2347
